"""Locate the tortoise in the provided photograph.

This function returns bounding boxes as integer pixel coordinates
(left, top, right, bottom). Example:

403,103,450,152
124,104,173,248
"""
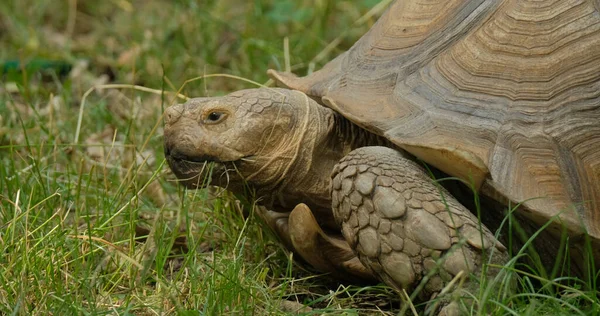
164,0,600,307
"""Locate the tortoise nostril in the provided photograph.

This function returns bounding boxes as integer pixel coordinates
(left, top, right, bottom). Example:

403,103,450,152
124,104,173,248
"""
164,105,183,125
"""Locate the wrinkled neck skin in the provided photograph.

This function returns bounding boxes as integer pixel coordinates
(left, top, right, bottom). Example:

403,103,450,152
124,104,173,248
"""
237,89,388,229
245,91,345,216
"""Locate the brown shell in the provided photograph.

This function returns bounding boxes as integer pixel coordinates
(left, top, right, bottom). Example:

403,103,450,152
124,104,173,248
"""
269,0,600,243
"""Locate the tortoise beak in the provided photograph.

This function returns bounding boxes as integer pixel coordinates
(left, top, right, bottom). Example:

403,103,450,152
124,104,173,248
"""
163,127,225,189
163,141,218,164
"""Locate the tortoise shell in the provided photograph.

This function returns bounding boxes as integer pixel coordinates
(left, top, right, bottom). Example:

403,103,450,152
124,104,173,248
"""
269,0,600,247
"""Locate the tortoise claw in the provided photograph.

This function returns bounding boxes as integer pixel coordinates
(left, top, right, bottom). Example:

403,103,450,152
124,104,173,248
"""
255,206,294,250
288,203,376,282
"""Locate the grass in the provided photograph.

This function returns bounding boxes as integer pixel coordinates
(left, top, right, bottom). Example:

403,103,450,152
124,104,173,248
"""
0,0,599,315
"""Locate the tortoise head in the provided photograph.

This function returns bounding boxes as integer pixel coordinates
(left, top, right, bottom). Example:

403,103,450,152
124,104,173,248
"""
163,88,330,194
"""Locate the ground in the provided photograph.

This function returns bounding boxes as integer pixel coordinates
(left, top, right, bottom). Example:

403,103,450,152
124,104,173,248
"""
0,0,598,315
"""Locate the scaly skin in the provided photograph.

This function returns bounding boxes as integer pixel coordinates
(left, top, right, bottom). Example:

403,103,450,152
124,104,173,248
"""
163,88,509,311
332,146,508,299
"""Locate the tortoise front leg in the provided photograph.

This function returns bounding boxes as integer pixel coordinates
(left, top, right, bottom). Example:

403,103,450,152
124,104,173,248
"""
256,205,376,282
331,146,508,302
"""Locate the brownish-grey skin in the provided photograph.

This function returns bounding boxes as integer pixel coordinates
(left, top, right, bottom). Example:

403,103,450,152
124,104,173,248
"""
164,88,507,304
164,0,600,312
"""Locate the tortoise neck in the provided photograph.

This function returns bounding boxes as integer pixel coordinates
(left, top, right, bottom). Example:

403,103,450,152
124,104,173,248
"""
262,96,394,218
280,108,393,206
332,113,393,151
263,93,343,212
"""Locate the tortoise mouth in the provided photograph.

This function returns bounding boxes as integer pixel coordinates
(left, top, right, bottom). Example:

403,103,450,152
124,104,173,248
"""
164,143,217,164
165,152,253,189
163,140,252,164
165,150,252,165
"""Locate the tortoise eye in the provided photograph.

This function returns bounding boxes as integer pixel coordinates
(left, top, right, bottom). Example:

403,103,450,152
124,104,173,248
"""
204,111,226,124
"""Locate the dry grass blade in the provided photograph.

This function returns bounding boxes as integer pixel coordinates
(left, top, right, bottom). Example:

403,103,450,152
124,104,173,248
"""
309,0,393,67
67,235,143,269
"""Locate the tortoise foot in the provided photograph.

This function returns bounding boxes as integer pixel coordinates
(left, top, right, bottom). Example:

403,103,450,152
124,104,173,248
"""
288,203,376,282
255,206,295,250
331,146,508,301
256,204,375,282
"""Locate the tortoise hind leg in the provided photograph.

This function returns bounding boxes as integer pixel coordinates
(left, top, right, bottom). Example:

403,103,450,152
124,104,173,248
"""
331,146,508,305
